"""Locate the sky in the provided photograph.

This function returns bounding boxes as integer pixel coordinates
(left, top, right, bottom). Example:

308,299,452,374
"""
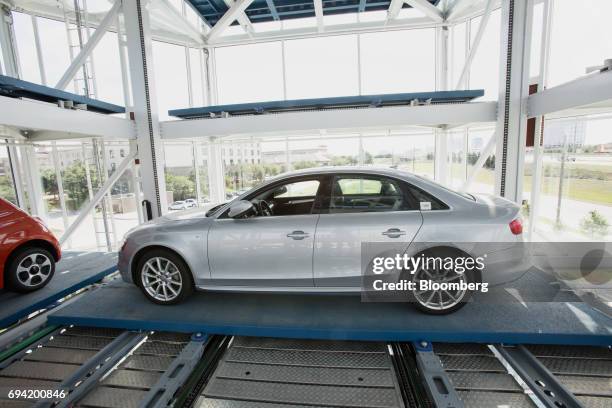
6,0,612,156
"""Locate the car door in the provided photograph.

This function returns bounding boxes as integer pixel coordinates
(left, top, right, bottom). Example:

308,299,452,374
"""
207,176,324,287
313,174,423,287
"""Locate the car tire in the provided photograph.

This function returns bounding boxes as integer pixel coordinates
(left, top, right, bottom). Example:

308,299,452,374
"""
406,248,476,315
136,249,194,305
5,247,56,292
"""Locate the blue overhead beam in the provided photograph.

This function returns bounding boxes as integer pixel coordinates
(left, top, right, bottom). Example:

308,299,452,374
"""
169,89,485,119
0,75,125,115
189,0,440,27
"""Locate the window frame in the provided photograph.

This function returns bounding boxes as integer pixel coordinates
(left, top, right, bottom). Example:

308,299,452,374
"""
218,174,327,219
318,173,418,214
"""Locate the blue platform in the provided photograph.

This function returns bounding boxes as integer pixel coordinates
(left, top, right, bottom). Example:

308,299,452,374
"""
0,251,117,329
169,90,484,119
189,0,440,26
0,75,125,114
48,273,612,346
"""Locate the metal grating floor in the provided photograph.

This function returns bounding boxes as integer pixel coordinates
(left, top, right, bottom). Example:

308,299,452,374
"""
0,327,120,406
525,344,612,408
77,332,189,408
433,343,536,408
196,337,405,408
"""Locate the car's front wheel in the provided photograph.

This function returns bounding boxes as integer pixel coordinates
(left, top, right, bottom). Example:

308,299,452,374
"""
6,247,56,292
136,249,194,305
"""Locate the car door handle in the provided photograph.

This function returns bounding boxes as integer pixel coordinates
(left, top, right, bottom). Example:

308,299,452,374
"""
382,228,406,238
287,230,309,240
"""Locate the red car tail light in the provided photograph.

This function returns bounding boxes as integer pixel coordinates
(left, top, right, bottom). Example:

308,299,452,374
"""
509,218,523,235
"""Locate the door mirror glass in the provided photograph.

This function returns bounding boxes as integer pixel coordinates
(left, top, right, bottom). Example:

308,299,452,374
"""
227,200,255,218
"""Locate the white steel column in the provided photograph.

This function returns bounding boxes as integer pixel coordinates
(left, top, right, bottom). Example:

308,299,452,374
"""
31,16,47,85
193,141,203,204
0,4,20,77
123,0,168,218
494,0,533,202
434,25,450,185
51,142,72,248
20,145,45,217
81,143,101,248
5,141,25,208
528,0,553,240
207,137,225,204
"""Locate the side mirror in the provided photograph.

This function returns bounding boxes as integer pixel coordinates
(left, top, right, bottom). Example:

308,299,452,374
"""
227,200,255,218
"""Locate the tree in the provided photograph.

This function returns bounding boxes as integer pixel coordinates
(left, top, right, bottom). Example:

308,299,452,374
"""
0,176,16,203
165,173,195,201
581,210,609,237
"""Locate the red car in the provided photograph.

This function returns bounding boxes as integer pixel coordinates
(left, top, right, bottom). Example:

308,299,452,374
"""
0,198,61,292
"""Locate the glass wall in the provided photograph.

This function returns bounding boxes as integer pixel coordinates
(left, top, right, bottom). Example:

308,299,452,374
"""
548,1,612,86
527,113,612,241
0,142,17,204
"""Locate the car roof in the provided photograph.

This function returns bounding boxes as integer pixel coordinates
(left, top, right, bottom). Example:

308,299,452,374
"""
268,166,420,182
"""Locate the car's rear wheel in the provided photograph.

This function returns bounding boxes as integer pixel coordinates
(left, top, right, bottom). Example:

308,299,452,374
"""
408,249,475,315
6,247,55,292
136,249,193,305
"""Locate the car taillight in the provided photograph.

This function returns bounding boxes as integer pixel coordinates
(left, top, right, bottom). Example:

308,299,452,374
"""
509,218,523,235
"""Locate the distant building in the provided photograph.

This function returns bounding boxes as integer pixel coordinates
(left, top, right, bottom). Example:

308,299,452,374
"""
263,145,331,166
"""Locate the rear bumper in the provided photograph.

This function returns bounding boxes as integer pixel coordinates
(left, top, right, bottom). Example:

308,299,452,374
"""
481,244,531,286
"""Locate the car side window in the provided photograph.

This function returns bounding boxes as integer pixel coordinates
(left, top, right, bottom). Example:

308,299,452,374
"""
329,175,410,213
252,178,321,216
406,185,449,210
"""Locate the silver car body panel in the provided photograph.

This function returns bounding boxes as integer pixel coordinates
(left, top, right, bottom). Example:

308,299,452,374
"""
118,167,528,291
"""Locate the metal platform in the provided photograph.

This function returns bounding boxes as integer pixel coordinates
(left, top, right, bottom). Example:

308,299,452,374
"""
0,75,125,114
0,251,117,329
48,279,612,346
196,337,405,408
168,90,485,119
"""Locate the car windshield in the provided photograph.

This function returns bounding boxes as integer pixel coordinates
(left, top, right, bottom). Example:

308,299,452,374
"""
172,201,184,205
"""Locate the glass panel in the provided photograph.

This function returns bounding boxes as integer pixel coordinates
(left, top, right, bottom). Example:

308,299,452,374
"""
468,9,501,101
215,42,284,104
548,1,612,86
360,29,436,94
466,126,495,195
284,35,359,98
0,142,17,204
529,114,612,241
12,12,41,83
163,142,196,208
153,41,189,120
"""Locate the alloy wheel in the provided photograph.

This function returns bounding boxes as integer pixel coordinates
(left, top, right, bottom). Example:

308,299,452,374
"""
17,253,52,287
412,264,468,311
141,256,183,302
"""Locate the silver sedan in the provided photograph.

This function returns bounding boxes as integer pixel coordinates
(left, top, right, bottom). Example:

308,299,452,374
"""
118,167,528,314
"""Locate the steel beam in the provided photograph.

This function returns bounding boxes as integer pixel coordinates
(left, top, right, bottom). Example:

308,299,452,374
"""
0,4,20,77
59,150,136,246
387,0,405,20
0,96,134,138
413,341,465,408
161,102,497,139
406,0,444,22
455,0,494,89
123,0,168,218
460,131,495,191
207,0,255,41
494,345,585,408
138,333,208,408
221,0,254,35
314,0,324,32
55,0,121,90
528,70,612,117
494,0,533,202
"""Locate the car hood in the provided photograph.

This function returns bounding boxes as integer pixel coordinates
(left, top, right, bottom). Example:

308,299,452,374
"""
125,208,211,236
